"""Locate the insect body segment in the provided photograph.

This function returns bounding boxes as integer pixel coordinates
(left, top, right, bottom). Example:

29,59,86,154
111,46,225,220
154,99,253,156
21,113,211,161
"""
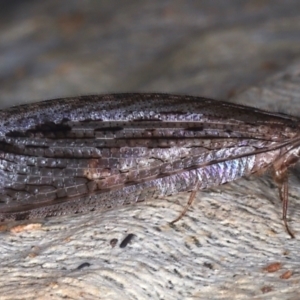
0,93,299,237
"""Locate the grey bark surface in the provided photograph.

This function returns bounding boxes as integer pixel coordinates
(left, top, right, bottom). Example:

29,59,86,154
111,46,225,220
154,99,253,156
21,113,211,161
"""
1,1,300,299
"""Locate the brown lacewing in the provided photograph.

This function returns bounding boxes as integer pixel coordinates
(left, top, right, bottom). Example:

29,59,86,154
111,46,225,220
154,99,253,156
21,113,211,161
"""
0,93,299,237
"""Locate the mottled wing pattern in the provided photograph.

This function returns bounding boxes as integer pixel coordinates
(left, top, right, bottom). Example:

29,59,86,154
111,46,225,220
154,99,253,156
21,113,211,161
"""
0,94,299,221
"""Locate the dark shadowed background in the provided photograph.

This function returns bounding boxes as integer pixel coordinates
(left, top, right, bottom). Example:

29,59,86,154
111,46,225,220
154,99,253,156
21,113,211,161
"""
1,0,300,107
1,1,300,299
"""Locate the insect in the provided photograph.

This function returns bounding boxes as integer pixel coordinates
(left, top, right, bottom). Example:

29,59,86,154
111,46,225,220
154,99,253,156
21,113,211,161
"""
0,93,299,238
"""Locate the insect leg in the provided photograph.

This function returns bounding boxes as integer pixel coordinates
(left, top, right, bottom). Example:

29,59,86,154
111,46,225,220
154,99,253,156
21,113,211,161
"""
170,181,200,224
278,180,295,238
